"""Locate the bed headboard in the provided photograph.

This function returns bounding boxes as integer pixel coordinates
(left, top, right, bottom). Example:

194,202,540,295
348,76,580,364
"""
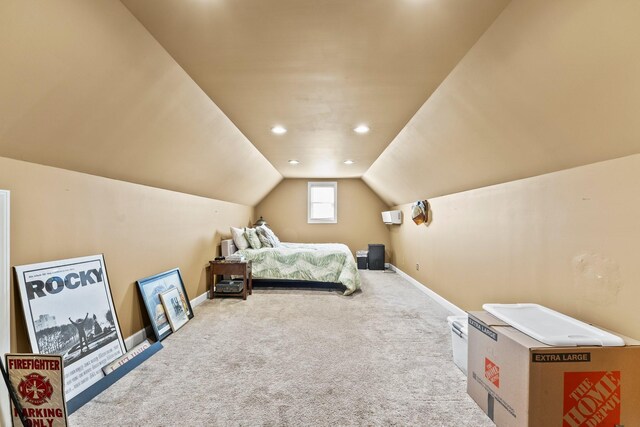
221,239,237,257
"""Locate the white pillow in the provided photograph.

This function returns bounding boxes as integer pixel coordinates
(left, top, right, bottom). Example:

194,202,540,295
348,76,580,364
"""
230,226,250,250
256,228,273,248
244,227,262,249
258,225,281,247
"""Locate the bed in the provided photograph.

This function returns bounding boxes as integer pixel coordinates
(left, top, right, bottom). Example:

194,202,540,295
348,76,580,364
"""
226,241,361,296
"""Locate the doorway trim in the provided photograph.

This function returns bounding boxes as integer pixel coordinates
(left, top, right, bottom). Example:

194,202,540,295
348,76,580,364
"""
1,190,10,426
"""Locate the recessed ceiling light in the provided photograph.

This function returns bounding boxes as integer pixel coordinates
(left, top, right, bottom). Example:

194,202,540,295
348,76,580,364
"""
343,160,355,165
353,125,370,134
288,159,300,165
271,125,287,135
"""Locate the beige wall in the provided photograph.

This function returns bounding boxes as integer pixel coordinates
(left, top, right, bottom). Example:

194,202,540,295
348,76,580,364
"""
256,179,391,258
1,157,254,352
0,0,281,206
364,0,640,205
390,154,640,339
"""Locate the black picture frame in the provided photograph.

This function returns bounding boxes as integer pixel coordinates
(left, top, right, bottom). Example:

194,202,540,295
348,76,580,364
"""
13,254,127,402
136,268,193,342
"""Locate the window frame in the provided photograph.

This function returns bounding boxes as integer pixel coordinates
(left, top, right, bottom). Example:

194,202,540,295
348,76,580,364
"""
307,181,338,224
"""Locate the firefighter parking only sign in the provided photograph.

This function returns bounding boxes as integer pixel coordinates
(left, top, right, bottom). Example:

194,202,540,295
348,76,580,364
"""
5,353,68,427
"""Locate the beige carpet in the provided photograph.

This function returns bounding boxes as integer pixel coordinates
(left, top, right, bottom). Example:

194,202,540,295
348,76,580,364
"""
69,270,493,426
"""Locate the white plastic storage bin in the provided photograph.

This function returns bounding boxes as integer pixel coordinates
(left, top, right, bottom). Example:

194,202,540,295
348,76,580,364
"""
482,303,625,346
447,315,468,375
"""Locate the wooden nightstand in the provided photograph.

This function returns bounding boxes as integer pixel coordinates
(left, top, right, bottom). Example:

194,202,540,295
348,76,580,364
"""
209,260,252,300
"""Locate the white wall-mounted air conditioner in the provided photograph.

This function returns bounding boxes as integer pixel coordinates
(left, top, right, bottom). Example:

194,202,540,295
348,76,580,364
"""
381,210,402,225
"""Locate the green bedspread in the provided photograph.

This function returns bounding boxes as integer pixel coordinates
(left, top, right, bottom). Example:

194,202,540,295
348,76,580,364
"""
236,243,361,295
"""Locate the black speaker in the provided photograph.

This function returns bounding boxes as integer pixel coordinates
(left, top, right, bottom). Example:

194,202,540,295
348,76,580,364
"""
367,244,385,270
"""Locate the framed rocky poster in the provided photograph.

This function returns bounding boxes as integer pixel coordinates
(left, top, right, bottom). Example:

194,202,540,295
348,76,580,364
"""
14,254,126,402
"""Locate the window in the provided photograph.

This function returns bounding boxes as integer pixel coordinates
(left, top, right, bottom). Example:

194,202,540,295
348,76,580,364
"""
308,182,337,223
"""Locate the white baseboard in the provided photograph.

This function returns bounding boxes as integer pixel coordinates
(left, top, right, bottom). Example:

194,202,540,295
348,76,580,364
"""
124,326,153,350
389,264,465,316
190,290,209,308
124,291,209,350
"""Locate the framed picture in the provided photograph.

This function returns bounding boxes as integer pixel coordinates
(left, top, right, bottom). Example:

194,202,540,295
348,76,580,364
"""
136,268,193,341
13,254,126,402
160,288,189,332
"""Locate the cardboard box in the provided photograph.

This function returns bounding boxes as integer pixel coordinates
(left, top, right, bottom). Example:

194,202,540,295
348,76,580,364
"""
467,311,640,426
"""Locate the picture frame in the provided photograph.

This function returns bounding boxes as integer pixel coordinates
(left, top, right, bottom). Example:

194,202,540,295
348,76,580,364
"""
136,268,193,342
160,288,189,332
13,254,126,402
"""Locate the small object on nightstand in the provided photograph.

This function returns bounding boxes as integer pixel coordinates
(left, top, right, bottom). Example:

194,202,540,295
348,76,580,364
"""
214,256,225,261
216,280,244,293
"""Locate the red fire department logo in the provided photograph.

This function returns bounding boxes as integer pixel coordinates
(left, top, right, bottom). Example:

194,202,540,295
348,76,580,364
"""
563,371,621,427
485,357,500,388
17,373,54,406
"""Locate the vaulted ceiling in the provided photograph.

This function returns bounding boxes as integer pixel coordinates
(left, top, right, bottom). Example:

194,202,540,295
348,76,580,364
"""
121,0,510,178
364,0,640,204
3,0,640,207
